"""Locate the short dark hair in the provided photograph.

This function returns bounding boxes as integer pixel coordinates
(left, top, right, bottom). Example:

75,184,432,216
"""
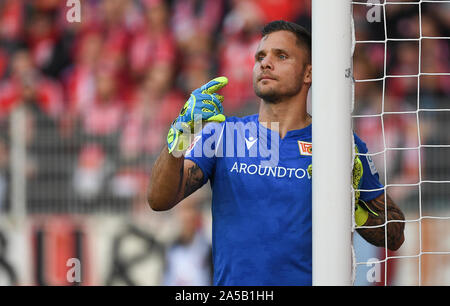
261,20,311,64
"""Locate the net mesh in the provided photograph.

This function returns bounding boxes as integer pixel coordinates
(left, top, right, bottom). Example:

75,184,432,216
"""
352,0,450,285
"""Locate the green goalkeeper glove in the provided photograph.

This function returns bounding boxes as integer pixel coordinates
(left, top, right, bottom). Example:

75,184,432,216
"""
306,146,376,227
167,76,228,153
352,145,363,206
353,145,379,226
352,145,367,226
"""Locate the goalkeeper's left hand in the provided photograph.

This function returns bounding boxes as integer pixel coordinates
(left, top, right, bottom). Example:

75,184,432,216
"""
352,146,363,206
353,145,379,226
308,146,373,226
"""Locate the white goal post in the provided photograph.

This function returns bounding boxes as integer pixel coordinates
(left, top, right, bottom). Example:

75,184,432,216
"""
313,0,450,286
312,0,354,285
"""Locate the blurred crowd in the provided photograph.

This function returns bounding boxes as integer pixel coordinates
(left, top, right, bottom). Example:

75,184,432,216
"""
0,1,448,217
0,0,450,212
0,0,311,214
0,0,447,286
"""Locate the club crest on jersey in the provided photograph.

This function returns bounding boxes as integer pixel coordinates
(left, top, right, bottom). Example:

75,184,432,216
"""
298,141,312,156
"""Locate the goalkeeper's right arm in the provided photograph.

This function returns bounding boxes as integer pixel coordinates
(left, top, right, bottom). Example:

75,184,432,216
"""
147,147,203,211
147,77,228,211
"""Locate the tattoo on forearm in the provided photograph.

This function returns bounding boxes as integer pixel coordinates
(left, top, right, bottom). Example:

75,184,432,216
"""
183,164,204,198
356,194,405,251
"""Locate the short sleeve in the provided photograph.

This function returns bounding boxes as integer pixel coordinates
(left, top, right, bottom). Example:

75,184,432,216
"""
354,133,385,202
184,122,224,185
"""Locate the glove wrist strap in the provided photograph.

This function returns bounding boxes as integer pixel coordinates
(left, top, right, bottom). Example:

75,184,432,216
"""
167,126,191,154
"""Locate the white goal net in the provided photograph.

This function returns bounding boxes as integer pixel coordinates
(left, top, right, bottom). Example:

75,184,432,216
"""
352,0,450,285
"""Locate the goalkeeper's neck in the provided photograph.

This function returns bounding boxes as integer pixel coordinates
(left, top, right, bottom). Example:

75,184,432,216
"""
258,88,311,139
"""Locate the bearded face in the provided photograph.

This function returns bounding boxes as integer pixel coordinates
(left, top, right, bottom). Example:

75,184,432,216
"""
253,30,311,104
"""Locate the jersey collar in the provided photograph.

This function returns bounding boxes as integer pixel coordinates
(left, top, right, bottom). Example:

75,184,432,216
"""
255,114,312,140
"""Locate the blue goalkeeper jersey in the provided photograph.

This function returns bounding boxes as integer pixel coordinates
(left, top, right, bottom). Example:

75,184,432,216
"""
185,114,383,286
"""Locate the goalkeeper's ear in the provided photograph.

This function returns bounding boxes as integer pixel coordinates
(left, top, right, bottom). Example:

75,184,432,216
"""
303,64,312,86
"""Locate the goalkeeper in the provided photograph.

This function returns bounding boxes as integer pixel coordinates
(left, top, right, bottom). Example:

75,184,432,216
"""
148,20,405,285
